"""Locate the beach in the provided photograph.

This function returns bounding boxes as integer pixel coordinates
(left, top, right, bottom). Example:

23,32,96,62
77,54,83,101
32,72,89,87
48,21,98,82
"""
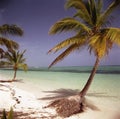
0,66,120,119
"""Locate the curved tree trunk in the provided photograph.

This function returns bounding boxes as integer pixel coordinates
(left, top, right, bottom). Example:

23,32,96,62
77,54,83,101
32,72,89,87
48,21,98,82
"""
79,57,100,98
45,57,100,118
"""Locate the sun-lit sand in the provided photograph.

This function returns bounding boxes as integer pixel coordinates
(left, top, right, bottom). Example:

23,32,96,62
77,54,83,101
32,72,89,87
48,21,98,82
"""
0,75,120,119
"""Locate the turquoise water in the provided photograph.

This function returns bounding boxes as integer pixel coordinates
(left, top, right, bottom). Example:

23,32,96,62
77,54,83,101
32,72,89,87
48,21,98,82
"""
0,66,120,100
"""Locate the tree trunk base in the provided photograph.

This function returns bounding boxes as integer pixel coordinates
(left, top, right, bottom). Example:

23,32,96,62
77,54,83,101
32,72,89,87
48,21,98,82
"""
45,95,85,118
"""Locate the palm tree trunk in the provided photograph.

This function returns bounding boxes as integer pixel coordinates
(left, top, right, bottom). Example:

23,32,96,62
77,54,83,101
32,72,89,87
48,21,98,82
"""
79,57,100,98
13,69,17,81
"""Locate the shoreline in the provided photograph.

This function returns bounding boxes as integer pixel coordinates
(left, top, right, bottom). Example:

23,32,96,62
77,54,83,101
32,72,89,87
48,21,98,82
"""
0,75,120,119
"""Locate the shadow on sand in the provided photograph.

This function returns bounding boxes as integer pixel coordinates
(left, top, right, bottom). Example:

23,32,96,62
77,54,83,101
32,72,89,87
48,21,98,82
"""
0,79,24,83
38,88,118,100
38,88,120,119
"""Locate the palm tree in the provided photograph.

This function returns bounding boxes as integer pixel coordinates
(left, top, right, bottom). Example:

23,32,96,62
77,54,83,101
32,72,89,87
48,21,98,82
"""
1,49,28,81
0,24,23,58
48,0,120,117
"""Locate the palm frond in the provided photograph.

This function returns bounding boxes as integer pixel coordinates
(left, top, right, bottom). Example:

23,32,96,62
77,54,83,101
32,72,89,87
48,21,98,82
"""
18,63,28,71
0,48,5,58
0,37,19,50
65,0,87,10
0,24,24,36
98,0,120,27
73,10,93,26
88,0,98,25
88,34,108,57
49,44,81,68
88,27,120,58
0,61,12,67
1,49,27,69
19,58,26,63
96,0,103,15
18,50,26,63
65,0,91,23
0,37,9,45
4,52,14,63
48,35,86,53
105,28,120,45
49,18,90,35
9,40,19,49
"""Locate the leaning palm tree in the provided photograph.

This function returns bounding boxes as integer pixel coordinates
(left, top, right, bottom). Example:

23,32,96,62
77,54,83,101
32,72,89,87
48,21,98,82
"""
48,0,120,117
0,24,23,59
0,49,28,81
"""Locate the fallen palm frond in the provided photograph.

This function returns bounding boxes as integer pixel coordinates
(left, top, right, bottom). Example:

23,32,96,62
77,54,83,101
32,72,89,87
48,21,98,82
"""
45,95,85,118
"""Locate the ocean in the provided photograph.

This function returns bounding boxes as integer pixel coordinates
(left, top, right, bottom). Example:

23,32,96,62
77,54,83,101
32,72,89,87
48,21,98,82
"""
0,66,120,102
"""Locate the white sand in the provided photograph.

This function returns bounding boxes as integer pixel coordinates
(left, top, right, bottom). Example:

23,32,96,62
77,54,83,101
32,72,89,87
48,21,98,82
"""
0,76,120,119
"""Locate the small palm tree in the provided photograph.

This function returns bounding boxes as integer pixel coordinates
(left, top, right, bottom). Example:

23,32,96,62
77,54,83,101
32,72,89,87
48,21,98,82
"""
0,24,23,58
48,0,120,117
1,49,28,81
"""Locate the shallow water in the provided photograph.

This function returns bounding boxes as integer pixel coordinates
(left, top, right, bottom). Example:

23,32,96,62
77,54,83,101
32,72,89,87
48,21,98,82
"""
0,66,120,101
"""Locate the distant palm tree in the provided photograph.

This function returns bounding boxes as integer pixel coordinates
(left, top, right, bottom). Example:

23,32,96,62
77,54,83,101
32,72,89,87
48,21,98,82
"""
0,24,23,58
1,49,28,81
48,0,120,115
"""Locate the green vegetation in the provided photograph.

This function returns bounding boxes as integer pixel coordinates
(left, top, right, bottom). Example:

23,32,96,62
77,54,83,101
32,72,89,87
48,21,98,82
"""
0,49,28,81
0,24,23,59
1,108,13,119
0,24,26,81
48,0,120,117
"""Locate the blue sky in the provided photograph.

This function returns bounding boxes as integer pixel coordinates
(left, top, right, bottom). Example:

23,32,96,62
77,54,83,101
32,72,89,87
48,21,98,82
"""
0,0,120,67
